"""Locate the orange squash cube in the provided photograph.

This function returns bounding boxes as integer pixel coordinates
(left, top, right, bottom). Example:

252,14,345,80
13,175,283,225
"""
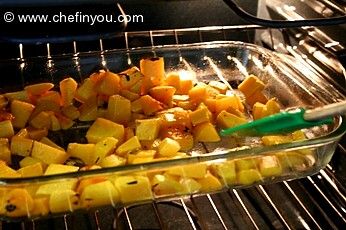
29,111,51,129
24,83,54,96
10,100,35,128
96,71,121,96
149,86,176,106
60,77,78,107
0,120,14,138
75,78,97,102
107,95,131,124
193,122,220,142
140,57,165,86
139,95,163,115
78,97,98,122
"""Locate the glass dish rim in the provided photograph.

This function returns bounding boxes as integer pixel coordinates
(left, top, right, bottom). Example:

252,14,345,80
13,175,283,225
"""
0,41,345,184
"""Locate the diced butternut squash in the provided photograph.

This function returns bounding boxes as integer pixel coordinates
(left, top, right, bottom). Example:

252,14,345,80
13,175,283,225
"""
139,95,163,115
56,113,74,130
86,118,124,143
96,71,120,96
40,137,64,150
24,83,54,96
107,95,131,124
113,176,153,203
31,141,68,165
19,157,43,168
216,110,247,129
4,90,29,102
136,118,161,141
99,154,126,168
235,158,259,171
190,107,211,126
34,91,61,115
17,162,43,177
158,138,181,157
237,169,262,185
44,164,79,175
149,86,176,106
246,90,267,107
259,156,282,177
0,95,8,109
127,150,156,164
262,135,293,145
81,180,119,208
167,163,207,179
161,128,194,151
29,111,51,129
210,161,236,185
92,137,118,164
140,57,165,86
31,197,49,216
0,161,21,178
193,122,220,142
0,120,14,138
215,95,241,115
253,102,265,120
119,67,143,89
151,174,184,196
0,138,11,164
27,127,48,140
188,85,208,104
49,190,79,213
11,100,35,128
180,178,201,193
10,136,33,157
49,113,61,131
120,89,140,101
61,105,80,120
74,78,97,102
116,136,141,156
165,72,181,90
60,77,78,107
197,172,222,192
1,188,33,217
208,81,228,94
177,79,193,95
78,97,97,122
238,75,265,97
67,143,96,165
36,179,78,196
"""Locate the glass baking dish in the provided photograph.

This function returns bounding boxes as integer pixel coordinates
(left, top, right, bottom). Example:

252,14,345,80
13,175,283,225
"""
0,41,345,221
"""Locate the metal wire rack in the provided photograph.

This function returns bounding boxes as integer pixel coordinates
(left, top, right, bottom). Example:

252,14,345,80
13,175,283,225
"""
0,23,345,229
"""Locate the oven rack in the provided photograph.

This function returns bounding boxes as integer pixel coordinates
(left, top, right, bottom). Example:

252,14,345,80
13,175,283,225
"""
1,24,345,229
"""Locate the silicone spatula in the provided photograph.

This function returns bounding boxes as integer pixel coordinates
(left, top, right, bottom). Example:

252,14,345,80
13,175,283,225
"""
220,100,346,137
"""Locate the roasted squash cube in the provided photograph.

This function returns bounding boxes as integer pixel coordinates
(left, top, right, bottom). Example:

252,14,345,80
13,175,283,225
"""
17,162,43,177
193,122,220,142
237,169,262,185
49,190,79,213
119,67,143,89
99,154,126,168
4,90,30,102
158,138,181,157
136,118,161,141
75,78,97,102
1,188,33,217
60,77,78,107
149,86,176,106
113,175,153,203
0,161,21,178
116,136,141,156
61,105,80,120
216,110,247,129
167,163,207,179
78,96,98,122
86,118,124,143
24,83,54,96
44,164,79,175
96,71,120,96
11,100,35,128
92,137,118,164
81,180,119,208
208,81,228,94
140,57,165,86
190,107,211,126
0,120,14,138
31,141,68,164
197,171,222,192
107,95,131,124
10,136,34,157
139,95,163,115
67,143,96,165
211,161,236,185
29,111,51,129
0,138,11,164
165,72,181,90
238,75,265,97
188,85,208,104
259,155,282,177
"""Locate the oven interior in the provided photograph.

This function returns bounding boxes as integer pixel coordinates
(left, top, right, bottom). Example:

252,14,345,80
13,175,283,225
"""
0,0,345,229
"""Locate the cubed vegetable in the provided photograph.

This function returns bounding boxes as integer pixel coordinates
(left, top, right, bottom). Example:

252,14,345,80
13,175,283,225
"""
86,118,124,143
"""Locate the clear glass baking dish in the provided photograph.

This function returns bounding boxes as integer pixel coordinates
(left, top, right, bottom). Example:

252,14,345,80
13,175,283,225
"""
0,41,345,220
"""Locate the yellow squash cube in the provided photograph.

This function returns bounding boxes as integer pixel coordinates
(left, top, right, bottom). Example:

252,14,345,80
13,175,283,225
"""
180,178,201,193
81,180,120,208
96,71,120,96
149,86,176,106
60,77,78,107
17,162,43,177
86,118,124,143
1,188,34,217
113,176,153,203
4,90,29,102
92,137,118,164
259,155,282,177
238,75,265,97
237,169,262,185
0,138,11,164
0,161,21,178
29,111,51,129
140,57,165,86
216,110,247,129
208,81,228,94
193,122,220,142
158,138,181,157
116,136,141,156
151,174,184,196
10,136,34,157
67,143,96,165
235,158,259,171
36,179,78,196
99,154,126,168
39,137,64,151
107,95,131,124
197,172,222,192
11,100,35,128
19,156,44,168
0,120,14,138
75,78,97,102
139,95,163,116
189,107,211,126
167,163,207,179
31,141,68,164
136,118,161,141
44,164,79,175
211,161,237,185
24,83,54,96
78,97,98,122
31,197,49,216
49,190,79,213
